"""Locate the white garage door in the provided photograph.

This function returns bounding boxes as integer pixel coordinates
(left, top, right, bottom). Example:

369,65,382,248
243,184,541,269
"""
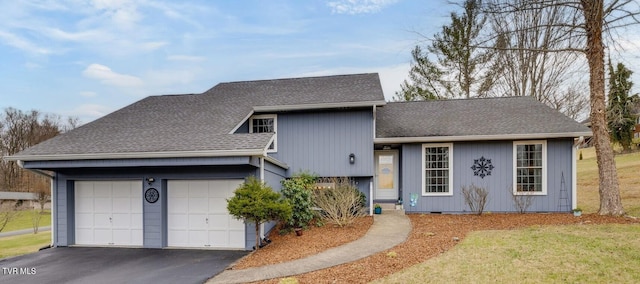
168,180,245,249
75,181,143,246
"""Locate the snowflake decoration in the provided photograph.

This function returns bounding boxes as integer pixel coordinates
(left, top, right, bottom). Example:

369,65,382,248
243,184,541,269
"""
471,156,494,179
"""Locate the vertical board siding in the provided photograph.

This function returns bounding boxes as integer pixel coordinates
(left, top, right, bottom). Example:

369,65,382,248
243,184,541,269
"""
255,160,287,250
270,109,374,177
143,179,162,248
402,139,574,213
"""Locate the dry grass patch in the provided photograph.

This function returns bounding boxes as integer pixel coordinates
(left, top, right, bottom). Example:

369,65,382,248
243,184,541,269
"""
375,224,640,284
577,149,640,216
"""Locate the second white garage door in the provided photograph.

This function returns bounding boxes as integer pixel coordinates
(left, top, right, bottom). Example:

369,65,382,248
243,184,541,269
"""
167,180,245,249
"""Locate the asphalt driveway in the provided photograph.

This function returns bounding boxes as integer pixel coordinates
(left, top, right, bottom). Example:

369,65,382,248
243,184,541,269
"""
0,247,248,284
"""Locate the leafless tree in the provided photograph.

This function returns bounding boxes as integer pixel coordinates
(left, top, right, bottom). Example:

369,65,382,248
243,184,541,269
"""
485,1,589,120
0,108,78,212
478,0,639,215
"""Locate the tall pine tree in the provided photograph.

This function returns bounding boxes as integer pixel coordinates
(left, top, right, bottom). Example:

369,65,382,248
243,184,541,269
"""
396,0,494,100
607,61,636,152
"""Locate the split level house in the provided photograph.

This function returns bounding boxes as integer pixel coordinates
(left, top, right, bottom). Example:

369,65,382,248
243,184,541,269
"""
5,73,591,250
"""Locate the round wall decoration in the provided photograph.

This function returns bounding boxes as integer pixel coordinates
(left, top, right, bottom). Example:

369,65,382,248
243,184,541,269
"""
145,188,159,203
471,156,494,179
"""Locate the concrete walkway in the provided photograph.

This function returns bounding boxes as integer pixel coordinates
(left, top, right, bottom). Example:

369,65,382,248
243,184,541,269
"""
0,226,50,238
207,210,411,284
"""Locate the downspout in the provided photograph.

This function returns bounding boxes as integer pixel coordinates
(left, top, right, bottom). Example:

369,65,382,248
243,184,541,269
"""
17,160,56,247
572,136,584,211
259,154,266,240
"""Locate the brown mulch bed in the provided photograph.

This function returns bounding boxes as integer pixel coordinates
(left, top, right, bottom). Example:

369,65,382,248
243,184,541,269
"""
233,217,374,269
242,213,639,284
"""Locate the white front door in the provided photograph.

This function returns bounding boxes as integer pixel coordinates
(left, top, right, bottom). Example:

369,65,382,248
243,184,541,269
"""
167,180,245,249
375,150,399,200
75,180,143,246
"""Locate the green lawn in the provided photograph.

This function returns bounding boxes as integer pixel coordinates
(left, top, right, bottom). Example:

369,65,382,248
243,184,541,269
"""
377,148,640,283
375,224,640,284
0,232,51,259
1,210,51,232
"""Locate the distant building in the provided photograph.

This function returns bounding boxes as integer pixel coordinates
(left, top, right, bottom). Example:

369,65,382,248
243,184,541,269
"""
0,191,51,210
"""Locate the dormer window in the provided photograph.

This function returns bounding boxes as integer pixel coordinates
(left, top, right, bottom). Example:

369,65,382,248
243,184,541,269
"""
250,114,277,152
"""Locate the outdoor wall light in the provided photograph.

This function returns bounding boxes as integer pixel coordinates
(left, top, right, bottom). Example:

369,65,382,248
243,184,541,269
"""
146,177,155,185
349,153,355,164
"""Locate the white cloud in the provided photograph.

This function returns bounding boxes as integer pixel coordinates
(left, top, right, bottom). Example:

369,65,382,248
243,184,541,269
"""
167,55,207,62
82,63,143,87
0,30,50,54
327,0,399,15
79,91,98,97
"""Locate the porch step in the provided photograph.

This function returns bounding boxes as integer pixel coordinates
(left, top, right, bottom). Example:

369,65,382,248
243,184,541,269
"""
376,203,401,210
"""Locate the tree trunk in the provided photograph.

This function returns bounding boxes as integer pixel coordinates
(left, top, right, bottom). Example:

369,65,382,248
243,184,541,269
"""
581,0,624,216
254,221,260,250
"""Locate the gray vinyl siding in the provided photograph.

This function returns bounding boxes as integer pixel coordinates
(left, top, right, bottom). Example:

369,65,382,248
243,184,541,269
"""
52,166,258,250
402,139,574,213
353,177,373,205
270,109,374,177
249,160,288,250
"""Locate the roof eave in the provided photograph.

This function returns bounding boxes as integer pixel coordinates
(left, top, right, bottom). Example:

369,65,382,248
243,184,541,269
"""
253,100,386,112
374,131,593,144
4,149,268,162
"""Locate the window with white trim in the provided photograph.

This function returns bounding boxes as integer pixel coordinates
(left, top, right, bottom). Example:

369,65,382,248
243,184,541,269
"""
422,143,453,196
513,140,546,195
249,114,277,152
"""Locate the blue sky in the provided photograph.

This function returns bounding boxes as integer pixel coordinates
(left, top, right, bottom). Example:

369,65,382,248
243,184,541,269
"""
0,1,638,124
0,0,451,123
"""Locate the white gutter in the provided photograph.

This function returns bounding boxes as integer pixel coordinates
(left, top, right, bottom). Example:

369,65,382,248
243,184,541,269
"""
5,149,266,162
16,160,56,247
253,100,386,112
374,132,593,144
572,136,584,210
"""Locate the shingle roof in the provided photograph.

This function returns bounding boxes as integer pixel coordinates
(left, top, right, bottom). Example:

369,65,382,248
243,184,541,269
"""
13,73,385,159
376,96,591,139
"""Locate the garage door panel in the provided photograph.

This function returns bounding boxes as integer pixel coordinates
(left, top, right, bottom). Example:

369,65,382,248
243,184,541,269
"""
189,181,209,197
76,198,94,212
208,198,227,214
207,214,228,229
93,182,112,196
168,214,188,230
76,213,93,228
75,180,143,247
188,198,207,213
112,198,132,212
76,229,93,244
189,230,208,247
94,229,112,244
168,230,188,247
94,198,111,213
189,214,207,230
169,198,188,214
168,179,245,249
208,231,229,247
94,214,111,228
